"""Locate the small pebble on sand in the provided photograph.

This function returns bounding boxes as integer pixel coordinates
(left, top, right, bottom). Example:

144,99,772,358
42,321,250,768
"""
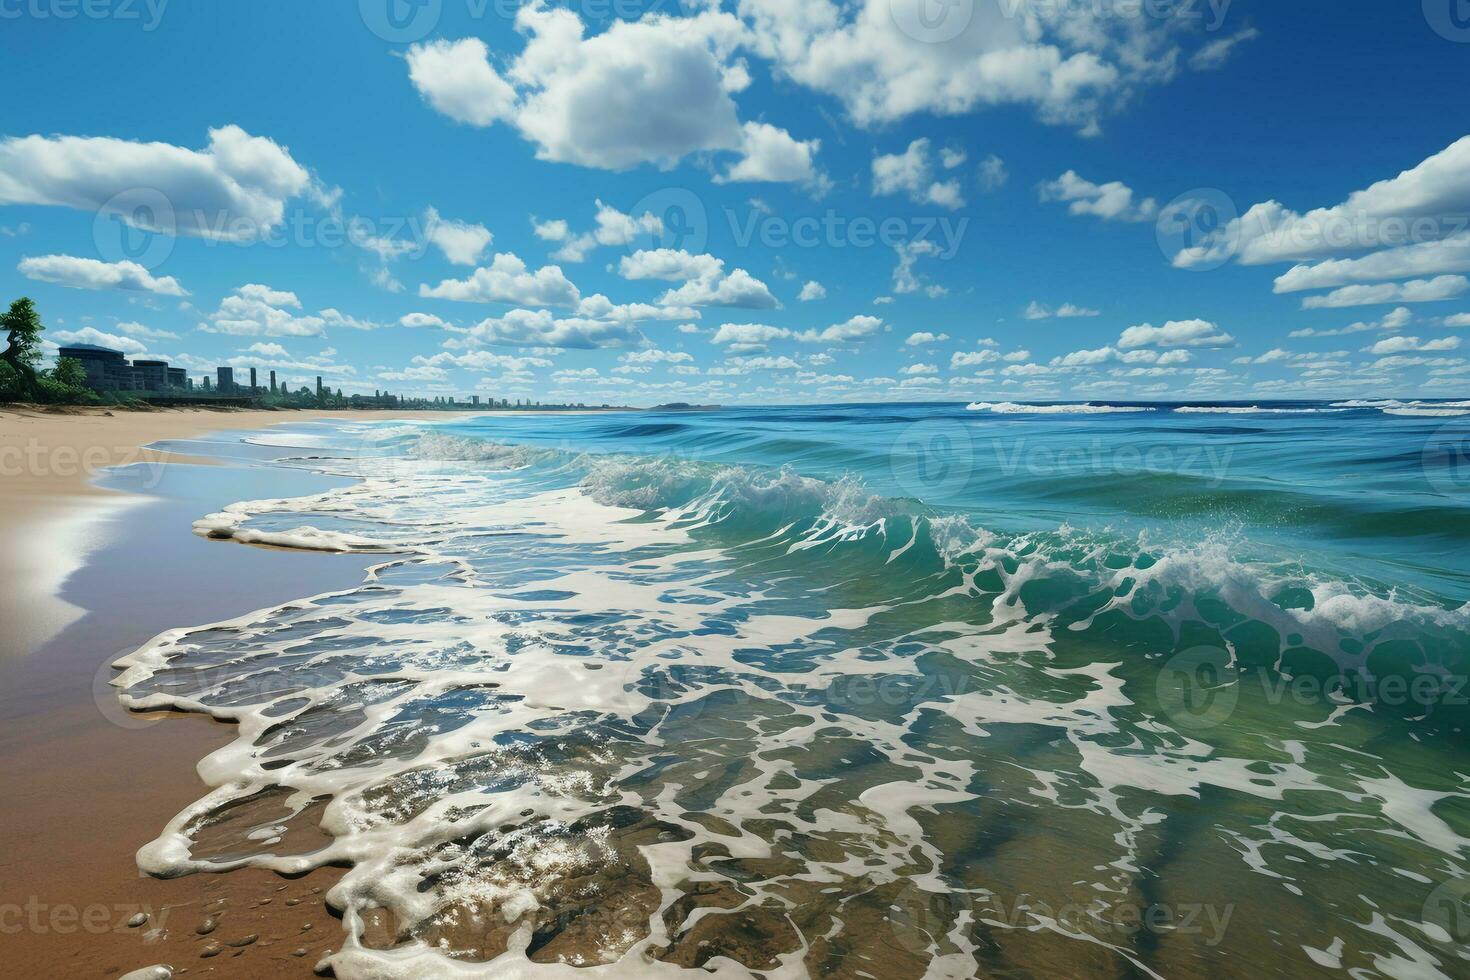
127,912,149,928
117,967,172,980
195,916,218,936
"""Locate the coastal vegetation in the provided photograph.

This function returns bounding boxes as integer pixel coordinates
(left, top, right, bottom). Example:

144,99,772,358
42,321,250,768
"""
0,297,98,406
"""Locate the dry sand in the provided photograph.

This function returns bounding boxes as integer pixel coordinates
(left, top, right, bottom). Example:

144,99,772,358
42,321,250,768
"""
0,406,445,977
0,405,442,659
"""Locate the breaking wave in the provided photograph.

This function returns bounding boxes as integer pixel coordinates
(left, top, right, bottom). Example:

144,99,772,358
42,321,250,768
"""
109,419,1470,979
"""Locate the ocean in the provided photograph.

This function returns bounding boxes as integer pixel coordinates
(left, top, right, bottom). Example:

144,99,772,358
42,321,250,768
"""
112,401,1470,978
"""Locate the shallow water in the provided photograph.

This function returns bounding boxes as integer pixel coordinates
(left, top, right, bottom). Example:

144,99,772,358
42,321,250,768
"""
113,403,1470,978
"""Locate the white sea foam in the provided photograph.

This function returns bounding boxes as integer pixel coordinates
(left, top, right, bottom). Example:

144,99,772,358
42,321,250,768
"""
1330,399,1470,416
107,433,1470,979
967,402,1155,414
1384,407,1470,417
1172,406,1344,414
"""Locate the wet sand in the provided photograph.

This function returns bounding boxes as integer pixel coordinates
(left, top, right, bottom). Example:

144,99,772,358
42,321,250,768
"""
0,406,444,660
0,407,444,977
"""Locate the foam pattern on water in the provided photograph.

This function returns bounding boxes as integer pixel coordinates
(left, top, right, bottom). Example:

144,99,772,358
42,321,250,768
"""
113,432,1470,978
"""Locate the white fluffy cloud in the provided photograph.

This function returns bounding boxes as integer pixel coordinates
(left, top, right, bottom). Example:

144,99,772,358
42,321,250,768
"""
1274,234,1470,293
200,283,326,337
737,0,1192,134
459,308,639,349
906,331,949,346
798,314,883,344
951,349,999,368
114,321,179,341
622,348,694,365
798,281,827,302
710,323,792,347
1174,137,1470,270
620,249,778,309
417,350,553,373
18,254,187,295
1362,335,1461,355
1047,346,1194,368
892,240,944,295
0,125,320,240
1299,276,1469,310
719,122,826,187
873,139,965,210
1024,300,1100,320
1288,307,1413,338
406,6,776,174
547,201,662,263
423,207,493,265
620,249,722,282
420,252,581,306
978,154,1009,192
1040,171,1158,222
1117,318,1235,349
50,326,150,355
404,38,519,127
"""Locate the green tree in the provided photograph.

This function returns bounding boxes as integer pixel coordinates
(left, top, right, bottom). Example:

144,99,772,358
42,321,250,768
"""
1,297,44,401
52,356,88,389
38,356,98,405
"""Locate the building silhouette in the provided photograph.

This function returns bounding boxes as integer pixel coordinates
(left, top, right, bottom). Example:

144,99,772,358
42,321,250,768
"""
57,344,194,393
131,359,168,392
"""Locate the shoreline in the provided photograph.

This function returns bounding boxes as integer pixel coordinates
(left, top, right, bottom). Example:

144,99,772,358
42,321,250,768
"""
0,405,452,660
0,407,452,977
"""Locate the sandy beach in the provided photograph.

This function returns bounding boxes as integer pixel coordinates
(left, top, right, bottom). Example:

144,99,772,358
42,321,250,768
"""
0,406,446,660
0,406,444,977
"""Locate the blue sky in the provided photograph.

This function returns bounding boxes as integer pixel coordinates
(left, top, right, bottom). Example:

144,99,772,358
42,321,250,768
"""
2,0,1469,404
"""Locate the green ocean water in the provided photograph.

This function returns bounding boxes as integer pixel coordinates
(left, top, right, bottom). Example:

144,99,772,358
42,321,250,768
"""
115,402,1470,978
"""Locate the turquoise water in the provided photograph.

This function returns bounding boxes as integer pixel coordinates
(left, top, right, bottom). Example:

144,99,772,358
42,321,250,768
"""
115,402,1470,978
